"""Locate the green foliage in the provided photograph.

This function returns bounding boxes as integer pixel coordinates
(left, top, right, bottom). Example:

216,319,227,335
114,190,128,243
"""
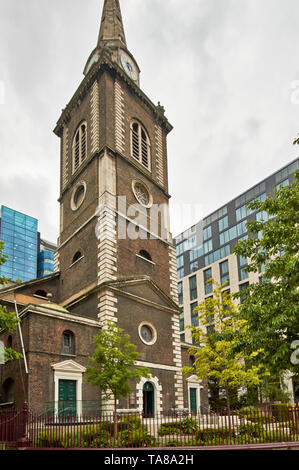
86,322,150,412
118,426,157,448
237,406,275,424
182,281,266,410
271,403,290,422
37,430,64,448
198,427,236,442
0,241,22,363
158,418,199,436
237,422,265,438
233,172,299,375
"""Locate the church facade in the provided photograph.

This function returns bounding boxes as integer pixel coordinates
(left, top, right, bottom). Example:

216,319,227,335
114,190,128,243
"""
0,0,208,416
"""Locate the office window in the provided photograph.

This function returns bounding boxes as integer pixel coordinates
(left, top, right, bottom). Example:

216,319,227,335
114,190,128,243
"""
191,302,198,327
204,244,230,267
176,254,184,269
218,216,228,232
189,275,197,301
176,242,185,256
219,220,247,246
187,235,197,249
179,312,185,332
239,282,249,304
203,239,213,254
220,260,230,286
203,226,212,241
190,260,199,273
190,245,204,261
177,267,184,280
178,282,183,305
204,268,213,295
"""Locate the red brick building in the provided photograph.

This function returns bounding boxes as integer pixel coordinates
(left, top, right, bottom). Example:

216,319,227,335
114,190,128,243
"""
0,0,208,417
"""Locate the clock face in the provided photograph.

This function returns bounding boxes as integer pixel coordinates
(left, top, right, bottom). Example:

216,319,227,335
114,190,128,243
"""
85,52,100,75
120,52,138,81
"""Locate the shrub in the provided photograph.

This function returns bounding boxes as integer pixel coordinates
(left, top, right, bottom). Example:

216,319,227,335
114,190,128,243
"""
238,407,275,424
165,439,185,447
119,426,157,448
83,430,112,448
37,430,64,448
271,404,290,423
158,422,183,436
198,427,236,443
158,418,198,436
179,418,199,434
118,414,142,432
237,423,264,438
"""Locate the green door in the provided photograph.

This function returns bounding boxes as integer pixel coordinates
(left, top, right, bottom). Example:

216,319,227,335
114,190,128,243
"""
143,382,154,417
58,379,77,417
189,388,197,414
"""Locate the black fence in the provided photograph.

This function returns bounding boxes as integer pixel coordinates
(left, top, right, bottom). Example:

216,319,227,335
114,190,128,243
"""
1,403,299,448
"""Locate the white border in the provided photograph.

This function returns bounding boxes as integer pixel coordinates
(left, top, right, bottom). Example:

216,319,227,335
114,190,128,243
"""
138,321,157,346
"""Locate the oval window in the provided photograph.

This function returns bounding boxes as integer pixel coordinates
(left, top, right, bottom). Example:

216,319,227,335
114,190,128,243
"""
71,181,86,211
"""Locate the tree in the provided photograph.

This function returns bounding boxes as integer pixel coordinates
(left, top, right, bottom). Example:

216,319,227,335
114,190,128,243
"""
86,321,150,436
233,171,299,378
182,281,265,412
0,241,21,363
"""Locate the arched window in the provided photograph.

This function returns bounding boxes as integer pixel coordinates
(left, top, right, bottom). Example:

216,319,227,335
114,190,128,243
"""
130,121,151,170
72,122,87,173
139,250,152,261
34,289,48,298
62,330,75,355
2,378,15,403
72,251,83,264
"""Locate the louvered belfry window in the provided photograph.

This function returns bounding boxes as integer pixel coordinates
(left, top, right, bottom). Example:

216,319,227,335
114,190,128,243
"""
130,121,151,170
72,122,87,173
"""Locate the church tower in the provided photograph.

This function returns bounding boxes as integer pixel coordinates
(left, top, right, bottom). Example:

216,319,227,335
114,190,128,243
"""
53,0,184,413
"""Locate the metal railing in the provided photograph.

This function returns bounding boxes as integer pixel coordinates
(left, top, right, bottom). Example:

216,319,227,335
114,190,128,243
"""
1,403,299,448
45,401,102,418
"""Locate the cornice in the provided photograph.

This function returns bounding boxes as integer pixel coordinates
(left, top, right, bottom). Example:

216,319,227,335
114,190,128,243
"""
53,50,173,137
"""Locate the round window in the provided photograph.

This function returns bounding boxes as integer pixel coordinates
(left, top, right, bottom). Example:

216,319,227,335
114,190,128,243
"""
138,322,157,346
71,181,86,211
132,181,152,208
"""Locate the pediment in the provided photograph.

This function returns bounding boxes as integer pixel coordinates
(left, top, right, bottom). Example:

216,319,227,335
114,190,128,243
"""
52,359,86,373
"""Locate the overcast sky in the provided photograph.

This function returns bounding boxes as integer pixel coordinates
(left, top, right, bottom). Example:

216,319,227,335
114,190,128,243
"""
0,0,299,243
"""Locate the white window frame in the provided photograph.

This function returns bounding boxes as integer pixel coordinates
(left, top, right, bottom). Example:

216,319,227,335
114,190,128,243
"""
130,120,151,171
72,121,87,174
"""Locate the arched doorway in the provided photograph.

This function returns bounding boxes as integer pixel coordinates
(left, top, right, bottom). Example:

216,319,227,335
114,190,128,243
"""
143,382,154,417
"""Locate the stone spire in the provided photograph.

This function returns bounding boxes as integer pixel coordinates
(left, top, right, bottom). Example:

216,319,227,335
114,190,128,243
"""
97,0,127,49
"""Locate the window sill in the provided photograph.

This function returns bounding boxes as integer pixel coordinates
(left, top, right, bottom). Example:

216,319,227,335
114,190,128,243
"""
135,254,155,266
69,256,84,269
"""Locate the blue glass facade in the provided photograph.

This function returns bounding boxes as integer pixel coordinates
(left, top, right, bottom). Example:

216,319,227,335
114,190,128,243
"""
0,206,38,283
37,250,54,278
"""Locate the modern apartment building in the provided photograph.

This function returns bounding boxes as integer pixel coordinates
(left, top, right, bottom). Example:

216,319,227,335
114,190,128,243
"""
174,157,299,345
0,205,56,282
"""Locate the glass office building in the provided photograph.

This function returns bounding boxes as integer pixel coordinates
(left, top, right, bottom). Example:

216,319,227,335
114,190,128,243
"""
37,250,55,278
0,206,38,283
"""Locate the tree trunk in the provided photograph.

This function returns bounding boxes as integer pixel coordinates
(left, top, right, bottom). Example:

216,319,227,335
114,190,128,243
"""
113,397,118,441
